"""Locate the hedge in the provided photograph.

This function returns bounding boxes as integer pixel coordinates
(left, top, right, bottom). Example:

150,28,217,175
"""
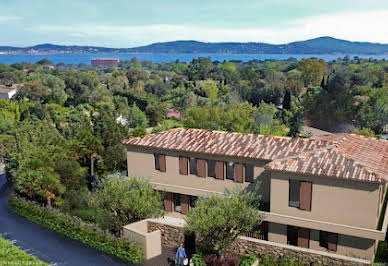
8,195,143,263
0,236,47,265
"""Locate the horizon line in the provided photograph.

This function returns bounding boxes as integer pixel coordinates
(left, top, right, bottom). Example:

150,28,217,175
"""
2,36,388,49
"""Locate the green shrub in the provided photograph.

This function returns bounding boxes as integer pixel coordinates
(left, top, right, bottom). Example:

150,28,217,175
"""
258,254,309,266
240,254,258,266
0,236,47,265
74,208,97,223
130,127,147,137
375,241,388,263
8,195,143,263
192,253,207,266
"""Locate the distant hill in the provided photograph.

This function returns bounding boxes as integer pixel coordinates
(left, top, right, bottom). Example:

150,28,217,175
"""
2,37,388,55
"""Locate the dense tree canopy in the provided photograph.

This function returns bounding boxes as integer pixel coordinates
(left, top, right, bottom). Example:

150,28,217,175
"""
0,56,386,235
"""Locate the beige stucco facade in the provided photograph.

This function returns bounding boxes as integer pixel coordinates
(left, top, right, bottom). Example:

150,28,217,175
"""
126,146,270,201
270,171,381,229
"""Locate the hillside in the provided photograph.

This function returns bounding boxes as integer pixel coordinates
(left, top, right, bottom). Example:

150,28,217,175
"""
1,37,388,54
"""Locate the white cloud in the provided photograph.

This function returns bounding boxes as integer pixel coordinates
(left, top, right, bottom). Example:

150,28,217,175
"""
30,10,388,46
0,16,23,23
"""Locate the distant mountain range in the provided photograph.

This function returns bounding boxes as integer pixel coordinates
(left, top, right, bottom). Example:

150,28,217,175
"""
1,37,388,55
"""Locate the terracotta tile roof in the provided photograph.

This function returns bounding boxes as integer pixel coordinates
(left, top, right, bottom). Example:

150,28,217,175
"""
268,134,388,183
123,129,388,183
123,128,331,161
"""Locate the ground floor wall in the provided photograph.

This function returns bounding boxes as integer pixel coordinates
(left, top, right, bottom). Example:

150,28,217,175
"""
268,222,376,262
160,190,377,262
147,218,371,265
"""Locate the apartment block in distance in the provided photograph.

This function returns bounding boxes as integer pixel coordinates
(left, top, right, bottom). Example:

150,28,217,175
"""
91,58,120,67
123,128,388,263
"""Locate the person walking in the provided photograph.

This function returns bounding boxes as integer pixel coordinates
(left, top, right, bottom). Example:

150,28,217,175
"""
175,243,187,266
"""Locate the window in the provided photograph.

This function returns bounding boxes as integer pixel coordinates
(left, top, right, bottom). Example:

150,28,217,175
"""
226,162,234,180
208,160,216,178
189,196,198,208
154,153,166,172
288,226,310,248
319,231,329,249
245,164,254,182
289,180,300,208
189,157,197,175
289,180,312,211
174,193,181,213
320,231,338,251
287,226,298,246
154,154,160,170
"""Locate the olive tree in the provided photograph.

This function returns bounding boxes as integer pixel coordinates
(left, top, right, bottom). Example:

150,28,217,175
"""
185,190,263,254
93,176,163,233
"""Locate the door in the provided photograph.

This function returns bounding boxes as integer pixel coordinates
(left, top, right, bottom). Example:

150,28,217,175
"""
184,232,196,257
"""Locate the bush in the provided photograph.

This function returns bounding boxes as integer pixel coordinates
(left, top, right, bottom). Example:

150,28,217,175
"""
202,253,240,266
130,127,147,137
185,191,263,252
192,253,206,266
239,254,257,266
8,195,143,263
93,177,163,233
351,128,376,138
375,241,388,263
258,254,309,266
0,236,47,265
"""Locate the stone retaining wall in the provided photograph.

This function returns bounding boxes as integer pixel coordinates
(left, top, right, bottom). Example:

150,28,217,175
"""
231,236,370,266
148,221,184,247
147,220,370,265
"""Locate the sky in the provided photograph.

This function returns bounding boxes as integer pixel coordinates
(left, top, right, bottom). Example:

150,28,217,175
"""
1,0,388,47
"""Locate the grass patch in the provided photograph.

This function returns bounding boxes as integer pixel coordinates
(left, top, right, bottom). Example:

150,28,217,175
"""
0,236,47,265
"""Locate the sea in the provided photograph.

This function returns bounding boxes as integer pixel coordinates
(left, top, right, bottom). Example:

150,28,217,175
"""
0,53,388,65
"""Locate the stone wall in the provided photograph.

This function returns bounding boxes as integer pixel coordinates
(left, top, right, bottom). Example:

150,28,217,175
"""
231,236,370,266
148,221,184,247
147,220,370,266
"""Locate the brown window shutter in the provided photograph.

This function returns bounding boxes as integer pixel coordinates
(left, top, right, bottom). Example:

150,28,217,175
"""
216,161,225,180
159,154,166,172
299,181,312,211
234,163,244,183
215,161,225,180
180,195,190,214
164,192,173,212
197,159,206,178
179,157,188,175
297,227,310,248
327,233,338,251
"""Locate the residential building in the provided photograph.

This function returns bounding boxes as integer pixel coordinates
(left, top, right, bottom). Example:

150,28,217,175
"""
166,108,182,120
0,84,20,99
91,58,120,67
123,128,388,262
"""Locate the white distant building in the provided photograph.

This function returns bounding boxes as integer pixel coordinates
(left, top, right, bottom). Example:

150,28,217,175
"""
0,84,20,99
